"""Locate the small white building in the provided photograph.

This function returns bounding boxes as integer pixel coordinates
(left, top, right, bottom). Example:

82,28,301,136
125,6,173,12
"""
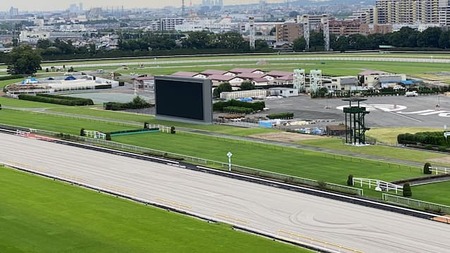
358,70,406,88
269,87,298,97
327,76,359,91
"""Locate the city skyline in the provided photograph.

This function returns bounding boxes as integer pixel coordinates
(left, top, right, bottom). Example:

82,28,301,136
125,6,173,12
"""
1,0,285,12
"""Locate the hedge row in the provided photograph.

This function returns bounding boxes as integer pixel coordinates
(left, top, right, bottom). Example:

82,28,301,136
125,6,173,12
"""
267,112,294,119
103,96,152,111
109,128,159,135
38,94,88,100
95,84,112,89
18,94,94,106
223,106,254,114
213,99,265,112
103,102,152,111
0,75,24,81
398,131,448,146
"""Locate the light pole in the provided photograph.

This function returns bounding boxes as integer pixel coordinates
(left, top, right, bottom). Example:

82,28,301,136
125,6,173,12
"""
227,151,233,172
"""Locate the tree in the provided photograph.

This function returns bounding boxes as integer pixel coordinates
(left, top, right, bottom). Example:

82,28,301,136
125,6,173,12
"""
417,27,441,48
6,45,42,75
240,81,255,91
438,30,450,49
347,174,354,186
215,32,249,51
293,37,306,51
213,82,233,98
309,31,325,51
423,162,432,174
403,183,412,197
333,36,349,52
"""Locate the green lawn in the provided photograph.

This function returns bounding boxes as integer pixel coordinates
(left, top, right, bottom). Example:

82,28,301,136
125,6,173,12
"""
298,137,448,165
114,131,422,185
0,108,425,185
0,108,134,134
412,181,450,206
0,167,306,253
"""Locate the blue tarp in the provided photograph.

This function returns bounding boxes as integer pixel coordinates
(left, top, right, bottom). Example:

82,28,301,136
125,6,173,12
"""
237,97,253,102
21,77,38,84
259,120,273,128
400,80,414,85
65,75,76,81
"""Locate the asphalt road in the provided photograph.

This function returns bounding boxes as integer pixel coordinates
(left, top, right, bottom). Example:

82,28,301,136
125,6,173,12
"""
1,133,450,253
266,94,450,128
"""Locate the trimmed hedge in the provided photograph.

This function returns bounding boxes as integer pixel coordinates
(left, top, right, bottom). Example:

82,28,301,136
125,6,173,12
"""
403,183,412,197
223,106,254,114
267,112,294,119
398,131,448,147
103,96,152,111
213,99,265,112
0,75,24,81
423,162,432,174
18,94,94,106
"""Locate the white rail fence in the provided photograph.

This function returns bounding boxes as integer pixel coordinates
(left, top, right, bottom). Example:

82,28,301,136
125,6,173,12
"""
353,177,403,193
383,193,450,214
430,167,450,175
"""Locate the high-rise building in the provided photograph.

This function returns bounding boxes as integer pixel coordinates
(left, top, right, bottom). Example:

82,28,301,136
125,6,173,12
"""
9,7,19,17
365,0,450,26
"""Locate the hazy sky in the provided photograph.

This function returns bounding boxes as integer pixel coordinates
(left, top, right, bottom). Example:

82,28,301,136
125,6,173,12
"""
1,0,284,12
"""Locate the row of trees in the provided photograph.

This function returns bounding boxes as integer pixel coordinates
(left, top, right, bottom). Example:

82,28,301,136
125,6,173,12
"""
4,26,450,75
119,31,269,52
397,131,449,147
293,27,450,52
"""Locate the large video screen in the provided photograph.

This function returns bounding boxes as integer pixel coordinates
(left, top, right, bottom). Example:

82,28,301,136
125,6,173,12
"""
155,76,212,123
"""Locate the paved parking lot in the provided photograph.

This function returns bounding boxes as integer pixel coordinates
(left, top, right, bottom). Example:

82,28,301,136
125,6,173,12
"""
265,94,450,128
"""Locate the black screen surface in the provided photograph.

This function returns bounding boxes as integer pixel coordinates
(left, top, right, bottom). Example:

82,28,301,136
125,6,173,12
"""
155,79,204,120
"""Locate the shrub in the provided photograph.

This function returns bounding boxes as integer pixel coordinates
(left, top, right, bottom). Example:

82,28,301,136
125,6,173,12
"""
103,96,152,111
105,133,111,141
317,180,327,189
267,112,294,119
80,128,85,136
347,174,354,186
223,106,253,114
403,183,412,197
18,94,94,106
423,163,432,174
213,99,265,112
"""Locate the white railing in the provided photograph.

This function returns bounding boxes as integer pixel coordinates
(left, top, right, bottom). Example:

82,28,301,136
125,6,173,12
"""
383,193,450,214
430,167,450,175
353,177,403,193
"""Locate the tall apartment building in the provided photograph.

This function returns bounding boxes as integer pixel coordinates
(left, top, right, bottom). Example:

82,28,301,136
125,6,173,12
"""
361,0,450,26
329,19,362,36
275,22,301,42
160,18,185,31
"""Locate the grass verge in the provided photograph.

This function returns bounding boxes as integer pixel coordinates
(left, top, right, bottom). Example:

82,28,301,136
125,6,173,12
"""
0,166,307,253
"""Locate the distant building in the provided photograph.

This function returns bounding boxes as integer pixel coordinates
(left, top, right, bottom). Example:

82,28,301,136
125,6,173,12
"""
275,22,301,43
356,0,450,27
9,7,19,17
160,17,185,31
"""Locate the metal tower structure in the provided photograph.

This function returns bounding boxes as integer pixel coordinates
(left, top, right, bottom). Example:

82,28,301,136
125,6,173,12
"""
249,16,256,50
309,69,322,93
321,15,330,51
293,69,306,92
182,0,186,17
342,98,370,145
301,15,310,51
